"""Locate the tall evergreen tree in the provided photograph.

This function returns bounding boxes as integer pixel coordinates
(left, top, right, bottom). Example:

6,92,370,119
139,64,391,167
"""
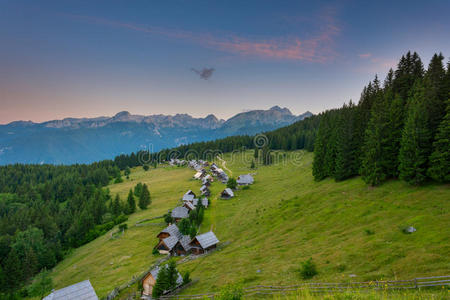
360,90,389,185
334,102,359,181
126,189,136,214
138,184,151,210
423,53,447,137
428,99,450,182
111,194,122,216
398,82,433,184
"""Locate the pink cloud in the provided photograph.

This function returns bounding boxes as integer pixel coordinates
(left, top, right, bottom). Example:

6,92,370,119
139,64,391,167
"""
69,9,340,63
358,53,372,59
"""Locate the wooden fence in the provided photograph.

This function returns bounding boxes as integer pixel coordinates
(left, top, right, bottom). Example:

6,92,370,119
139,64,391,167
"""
159,275,450,299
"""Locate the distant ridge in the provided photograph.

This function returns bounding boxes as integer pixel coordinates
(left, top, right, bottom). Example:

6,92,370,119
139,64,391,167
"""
0,107,312,164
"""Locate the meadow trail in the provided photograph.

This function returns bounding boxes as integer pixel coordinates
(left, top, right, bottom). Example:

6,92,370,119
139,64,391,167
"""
216,155,232,176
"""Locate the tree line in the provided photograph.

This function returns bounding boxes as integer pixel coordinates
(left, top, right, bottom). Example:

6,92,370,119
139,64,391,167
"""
0,160,153,296
313,51,450,185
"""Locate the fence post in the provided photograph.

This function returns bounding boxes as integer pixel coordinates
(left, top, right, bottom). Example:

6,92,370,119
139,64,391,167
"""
414,278,418,289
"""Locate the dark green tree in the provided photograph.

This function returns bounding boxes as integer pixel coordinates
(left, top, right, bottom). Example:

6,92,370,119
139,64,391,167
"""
428,99,450,182
111,194,122,216
227,178,237,190
399,83,433,184
138,184,151,210
125,189,136,214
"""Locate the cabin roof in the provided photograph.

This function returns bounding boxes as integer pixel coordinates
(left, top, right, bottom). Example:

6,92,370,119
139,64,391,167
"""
237,174,254,185
200,185,208,192
178,235,192,251
171,206,189,219
185,190,196,196
43,280,98,300
182,194,195,202
222,188,234,197
201,198,208,207
162,235,179,250
192,231,219,249
159,224,182,240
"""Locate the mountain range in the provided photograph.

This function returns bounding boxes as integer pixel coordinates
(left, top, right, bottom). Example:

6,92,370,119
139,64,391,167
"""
0,106,312,165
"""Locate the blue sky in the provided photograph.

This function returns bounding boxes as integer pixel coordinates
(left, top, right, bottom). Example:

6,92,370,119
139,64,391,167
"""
1,0,449,123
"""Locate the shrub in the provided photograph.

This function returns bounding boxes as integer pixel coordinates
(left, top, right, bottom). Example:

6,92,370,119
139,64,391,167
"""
182,271,191,284
364,229,375,235
164,212,173,224
143,165,149,171
216,284,243,300
300,258,317,279
152,248,159,256
27,270,53,298
114,215,128,225
227,178,237,190
118,223,128,231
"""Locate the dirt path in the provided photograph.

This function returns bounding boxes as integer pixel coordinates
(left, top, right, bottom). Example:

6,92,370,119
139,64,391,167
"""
216,155,232,177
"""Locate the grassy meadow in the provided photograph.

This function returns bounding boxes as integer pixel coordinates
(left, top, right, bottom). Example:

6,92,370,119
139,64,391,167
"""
47,150,449,299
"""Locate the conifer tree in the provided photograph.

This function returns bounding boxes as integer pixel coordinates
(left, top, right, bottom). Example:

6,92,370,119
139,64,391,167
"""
111,194,122,216
424,53,447,137
126,189,136,214
428,99,450,182
384,94,405,178
138,184,151,210
334,102,358,181
399,82,433,184
313,112,332,180
360,91,389,185
152,265,169,298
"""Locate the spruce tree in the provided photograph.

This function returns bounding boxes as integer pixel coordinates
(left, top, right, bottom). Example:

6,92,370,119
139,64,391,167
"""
424,53,447,138
428,99,450,182
152,265,169,298
398,82,433,184
312,112,329,181
334,102,358,181
112,194,122,216
384,94,405,178
126,189,136,214
360,91,389,185
138,184,151,210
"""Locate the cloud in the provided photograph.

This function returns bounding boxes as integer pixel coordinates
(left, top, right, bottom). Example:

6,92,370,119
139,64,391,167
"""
69,8,340,63
359,53,372,59
191,68,215,80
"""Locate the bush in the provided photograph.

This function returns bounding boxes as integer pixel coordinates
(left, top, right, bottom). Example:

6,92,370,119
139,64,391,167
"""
216,284,243,300
182,271,191,284
300,258,317,279
118,223,128,231
227,178,237,190
164,212,173,224
364,229,375,235
143,165,149,171
152,248,159,255
26,270,53,298
114,215,128,225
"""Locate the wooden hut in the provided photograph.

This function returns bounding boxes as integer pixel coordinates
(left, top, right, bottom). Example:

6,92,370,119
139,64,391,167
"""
189,231,219,255
220,188,234,199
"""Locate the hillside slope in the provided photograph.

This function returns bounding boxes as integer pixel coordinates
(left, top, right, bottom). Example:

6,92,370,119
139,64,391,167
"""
47,151,449,298
178,151,449,293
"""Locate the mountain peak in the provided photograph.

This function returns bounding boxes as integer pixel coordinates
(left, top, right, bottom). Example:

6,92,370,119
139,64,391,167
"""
270,106,292,115
114,111,131,118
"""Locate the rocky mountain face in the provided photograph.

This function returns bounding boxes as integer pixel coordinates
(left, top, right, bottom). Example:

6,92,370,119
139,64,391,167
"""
0,107,312,164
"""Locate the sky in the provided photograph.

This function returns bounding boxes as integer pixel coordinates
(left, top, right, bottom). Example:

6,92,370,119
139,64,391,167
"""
1,0,449,124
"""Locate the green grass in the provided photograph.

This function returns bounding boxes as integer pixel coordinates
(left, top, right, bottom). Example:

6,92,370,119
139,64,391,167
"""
49,166,196,298
47,151,450,299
